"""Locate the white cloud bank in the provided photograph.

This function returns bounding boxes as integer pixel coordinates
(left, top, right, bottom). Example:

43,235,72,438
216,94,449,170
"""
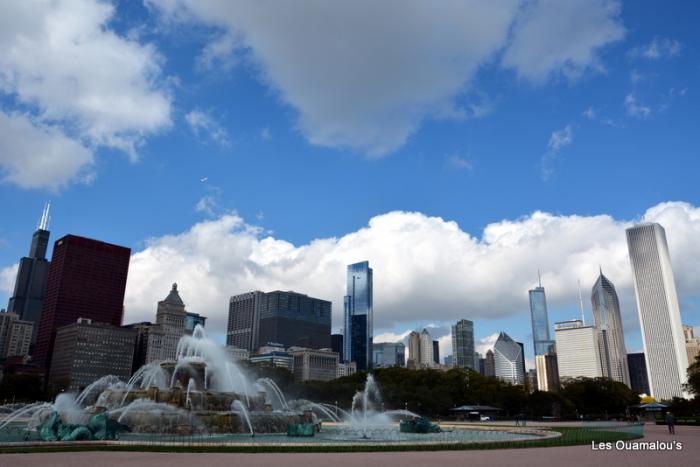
121,201,700,344
148,0,624,156
0,0,172,190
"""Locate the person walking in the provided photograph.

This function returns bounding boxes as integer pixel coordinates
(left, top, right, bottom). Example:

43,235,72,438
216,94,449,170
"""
665,411,676,435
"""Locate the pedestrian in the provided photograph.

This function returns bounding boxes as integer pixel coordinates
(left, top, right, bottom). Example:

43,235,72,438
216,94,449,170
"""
665,411,675,435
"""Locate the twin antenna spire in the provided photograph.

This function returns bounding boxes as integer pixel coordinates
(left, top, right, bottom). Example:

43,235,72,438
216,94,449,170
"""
37,202,51,231
577,278,586,325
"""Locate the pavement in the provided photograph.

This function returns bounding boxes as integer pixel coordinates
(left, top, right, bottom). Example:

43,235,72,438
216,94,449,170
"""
2,423,697,467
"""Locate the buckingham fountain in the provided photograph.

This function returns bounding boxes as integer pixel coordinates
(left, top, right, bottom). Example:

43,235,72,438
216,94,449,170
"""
0,326,554,446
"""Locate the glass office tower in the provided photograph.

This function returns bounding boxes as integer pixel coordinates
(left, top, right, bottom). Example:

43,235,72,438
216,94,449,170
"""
343,261,373,370
529,280,555,356
451,319,475,369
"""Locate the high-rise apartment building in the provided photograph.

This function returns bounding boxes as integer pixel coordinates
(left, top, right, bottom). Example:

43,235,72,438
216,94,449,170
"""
529,279,555,356
451,319,475,369
227,290,331,351
554,319,603,380
34,235,131,369
626,223,688,399
343,261,373,370
4,319,33,358
493,332,525,385
48,318,136,391
6,204,51,350
591,270,630,386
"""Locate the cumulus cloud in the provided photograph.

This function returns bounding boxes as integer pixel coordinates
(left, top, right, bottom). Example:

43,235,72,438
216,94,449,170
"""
148,0,623,156
501,0,624,82
185,110,230,147
0,0,171,189
628,37,682,60
120,201,700,347
0,112,94,190
541,124,573,180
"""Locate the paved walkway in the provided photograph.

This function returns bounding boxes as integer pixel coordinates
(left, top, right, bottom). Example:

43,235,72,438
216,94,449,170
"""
3,423,697,467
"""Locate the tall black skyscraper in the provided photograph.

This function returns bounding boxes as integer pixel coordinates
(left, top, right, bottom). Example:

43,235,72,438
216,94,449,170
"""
7,203,51,351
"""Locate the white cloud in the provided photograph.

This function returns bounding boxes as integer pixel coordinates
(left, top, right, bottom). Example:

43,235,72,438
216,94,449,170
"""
0,0,172,189
501,0,624,82
259,127,271,141
547,125,573,151
149,0,623,156
195,195,218,216
582,107,596,120
119,201,700,345
446,155,474,171
541,124,573,180
0,111,94,190
628,37,681,60
0,263,18,297
624,94,651,118
185,110,230,147
374,330,412,344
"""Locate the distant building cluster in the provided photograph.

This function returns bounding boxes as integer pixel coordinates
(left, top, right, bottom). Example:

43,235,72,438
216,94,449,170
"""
0,205,696,401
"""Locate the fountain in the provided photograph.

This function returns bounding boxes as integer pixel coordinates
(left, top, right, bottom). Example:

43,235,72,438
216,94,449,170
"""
0,326,557,447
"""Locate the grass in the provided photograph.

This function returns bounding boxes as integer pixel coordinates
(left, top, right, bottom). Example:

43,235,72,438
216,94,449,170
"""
0,427,643,454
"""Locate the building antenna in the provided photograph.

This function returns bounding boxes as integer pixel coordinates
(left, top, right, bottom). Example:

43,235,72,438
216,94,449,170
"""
577,278,585,325
537,269,542,287
38,201,51,230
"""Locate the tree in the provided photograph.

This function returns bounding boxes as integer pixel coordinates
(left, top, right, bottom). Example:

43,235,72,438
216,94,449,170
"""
685,353,700,397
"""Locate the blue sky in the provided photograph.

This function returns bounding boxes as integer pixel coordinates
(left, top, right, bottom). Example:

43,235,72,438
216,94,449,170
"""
1,0,699,365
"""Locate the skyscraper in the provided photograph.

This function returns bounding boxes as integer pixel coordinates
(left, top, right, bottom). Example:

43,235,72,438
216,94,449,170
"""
493,332,525,385
451,319,475,369
432,340,440,365
483,349,496,377
626,223,688,400
343,261,373,370
227,290,331,351
34,235,131,370
627,353,650,395
591,269,630,386
372,342,406,367
529,276,555,356
554,319,603,380
407,331,421,368
7,203,51,350
535,354,559,392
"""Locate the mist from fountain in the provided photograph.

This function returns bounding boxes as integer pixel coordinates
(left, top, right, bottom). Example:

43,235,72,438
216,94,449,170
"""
256,378,289,411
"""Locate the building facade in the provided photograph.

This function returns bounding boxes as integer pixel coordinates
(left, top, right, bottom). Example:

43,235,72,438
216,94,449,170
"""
626,223,688,399
683,325,700,367
419,329,434,368
331,333,344,362
493,332,525,385
529,282,555,356
6,204,51,351
48,319,136,391
483,349,496,377
227,291,331,352
535,353,559,392
34,235,131,370
627,352,650,395
4,318,33,357
372,342,406,367
554,320,603,380
289,347,339,381
343,261,373,370
337,361,357,378
432,340,440,365
451,319,475,369
249,344,294,371
591,270,630,386
185,312,207,334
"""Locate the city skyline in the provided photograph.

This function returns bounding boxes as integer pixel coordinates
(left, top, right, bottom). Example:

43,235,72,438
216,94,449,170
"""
1,1,700,368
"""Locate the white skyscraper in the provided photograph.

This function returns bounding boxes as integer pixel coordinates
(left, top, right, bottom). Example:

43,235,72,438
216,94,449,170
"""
419,329,435,368
554,320,603,380
493,332,525,385
626,223,688,400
